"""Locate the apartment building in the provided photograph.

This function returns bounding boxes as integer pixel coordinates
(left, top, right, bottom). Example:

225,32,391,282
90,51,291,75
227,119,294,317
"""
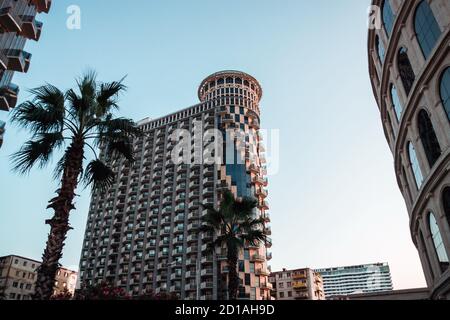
78,70,272,300
269,268,325,300
0,254,77,300
315,263,393,298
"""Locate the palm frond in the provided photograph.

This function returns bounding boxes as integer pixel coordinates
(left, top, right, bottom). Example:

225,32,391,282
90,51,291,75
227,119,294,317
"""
11,132,64,174
240,230,267,247
11,87,65,134
105,138,134,162
83,159,115,192
233,196,257,219
97,117,142,138
95,78,127,117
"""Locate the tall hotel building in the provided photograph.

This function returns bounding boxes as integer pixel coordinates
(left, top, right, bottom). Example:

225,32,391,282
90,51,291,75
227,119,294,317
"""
0,0,51,148
0,0,51,110
368,0,450,299
315,263,393,298
78,71,273,300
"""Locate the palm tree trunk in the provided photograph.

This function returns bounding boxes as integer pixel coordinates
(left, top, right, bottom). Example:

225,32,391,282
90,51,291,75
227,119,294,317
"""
33,137,84,300
227,247,239,300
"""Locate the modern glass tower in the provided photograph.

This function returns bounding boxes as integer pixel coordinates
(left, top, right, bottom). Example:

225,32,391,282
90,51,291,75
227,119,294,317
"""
78,71,273,300
315,263,393,298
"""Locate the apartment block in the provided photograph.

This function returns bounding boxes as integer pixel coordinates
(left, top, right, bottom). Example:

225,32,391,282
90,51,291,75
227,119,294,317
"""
269,268,325,300
315,263,393,298
0,254,77,300
78,70,273,300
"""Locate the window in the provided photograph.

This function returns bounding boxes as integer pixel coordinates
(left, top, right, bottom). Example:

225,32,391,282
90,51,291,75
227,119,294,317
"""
382,0,395,37
443,187,450,228
23,261,27,267
376,35,385,63
398,47,416,96
279,292,285,298
288,291,292,297
408,142,424,189
279,282,284,289
390,85,403,121
245,274,251,286
418,110,441,168
12,281,18,288
14,259,18,264
429,212,449,271
440,67,450,121
419,231,434,279
238,261,245,272
414,1,441,59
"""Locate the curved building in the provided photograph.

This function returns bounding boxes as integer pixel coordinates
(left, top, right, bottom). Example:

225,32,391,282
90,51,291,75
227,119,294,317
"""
368,0,450,299
79,71,272,300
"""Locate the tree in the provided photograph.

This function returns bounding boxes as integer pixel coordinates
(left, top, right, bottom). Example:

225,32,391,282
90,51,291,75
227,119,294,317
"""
50,288,73,300
10,71,142,300
201,190,267,300
74,282,129,300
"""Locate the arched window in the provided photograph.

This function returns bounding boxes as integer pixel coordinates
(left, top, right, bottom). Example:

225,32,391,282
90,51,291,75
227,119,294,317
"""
440,67,450,121
376,35,385,63
382,0,395,37
398,48,416,96
408,142,424,189
414,1,441,60
429,212,449,271
418,110,441,168
443,187,450,226
226,77,233,84
217,78,224,85
390,84,403,121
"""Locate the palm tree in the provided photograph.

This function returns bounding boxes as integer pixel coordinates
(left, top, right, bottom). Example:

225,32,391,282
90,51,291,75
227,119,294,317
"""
10,71,142,300
201,189,267,300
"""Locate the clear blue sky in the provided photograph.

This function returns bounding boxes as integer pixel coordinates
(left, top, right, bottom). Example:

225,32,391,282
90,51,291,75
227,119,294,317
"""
0,0,426,289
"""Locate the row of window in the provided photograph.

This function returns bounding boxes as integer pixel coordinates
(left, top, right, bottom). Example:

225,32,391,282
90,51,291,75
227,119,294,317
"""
380,0,442,62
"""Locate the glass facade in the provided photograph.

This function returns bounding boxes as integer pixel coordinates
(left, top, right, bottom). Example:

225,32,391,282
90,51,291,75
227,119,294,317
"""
408,142,424,189
382,0,395,37
414,1,441,59
440,67,450,121
390,85,403,121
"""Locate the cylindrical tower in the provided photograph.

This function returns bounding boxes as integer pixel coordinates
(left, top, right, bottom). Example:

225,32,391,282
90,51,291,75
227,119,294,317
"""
368,0,450,299
198,71,272,300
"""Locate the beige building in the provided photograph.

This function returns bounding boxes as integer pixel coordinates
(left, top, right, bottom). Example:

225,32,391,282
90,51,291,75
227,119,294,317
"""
269,268,325,300
0,255,77,300
368,0,450,299
54,267,78,296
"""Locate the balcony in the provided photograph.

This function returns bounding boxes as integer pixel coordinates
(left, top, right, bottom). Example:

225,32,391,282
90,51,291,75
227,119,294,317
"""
0,48,8,71
253,176,268,187
201,256,213,265
0,5,22,33
201,282,214,290
185,283,196,291
202,187,214,197
255,268,270,276
31,0,52,13
20,16,43,41
293,272,307,280
188,211,200,221
5,49,31,73
250,254,265,263
293,282,308,290
203,177,214,186
201,268,213,277
0,84,19,111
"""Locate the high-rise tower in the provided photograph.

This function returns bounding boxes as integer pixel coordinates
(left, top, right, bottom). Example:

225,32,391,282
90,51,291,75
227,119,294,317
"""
368,0,450,299
0,0,52,147
78,71,273,300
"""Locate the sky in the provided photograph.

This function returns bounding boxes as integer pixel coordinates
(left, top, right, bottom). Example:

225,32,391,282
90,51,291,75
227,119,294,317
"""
0,0,426,289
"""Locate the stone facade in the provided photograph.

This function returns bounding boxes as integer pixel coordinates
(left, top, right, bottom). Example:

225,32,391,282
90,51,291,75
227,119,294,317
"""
368,0,450,299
